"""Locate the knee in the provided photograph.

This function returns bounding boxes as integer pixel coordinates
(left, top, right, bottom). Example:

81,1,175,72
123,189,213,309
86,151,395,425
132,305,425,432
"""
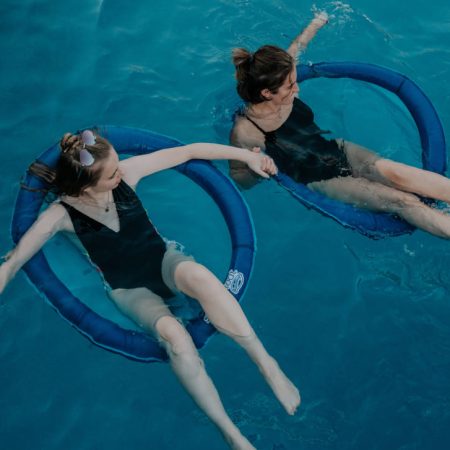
386,191,422,212
175,261,213,291
156,317,188,348
156,317,198,355
157,317,204,375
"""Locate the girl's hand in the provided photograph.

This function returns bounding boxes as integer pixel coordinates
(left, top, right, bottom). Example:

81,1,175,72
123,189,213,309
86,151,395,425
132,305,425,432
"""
312,11,329,29
247,148,278,178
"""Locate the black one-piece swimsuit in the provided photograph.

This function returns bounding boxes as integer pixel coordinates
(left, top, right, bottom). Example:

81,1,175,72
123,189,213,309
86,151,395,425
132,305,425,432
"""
244,97,352,184
61,180,174,299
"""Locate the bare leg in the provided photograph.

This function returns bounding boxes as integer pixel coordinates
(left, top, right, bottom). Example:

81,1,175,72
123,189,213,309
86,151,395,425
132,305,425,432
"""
375,158,450,202
174,261,301,415
342,140,450,202
109,289,255,450
308,176,450,238
156,317,256,450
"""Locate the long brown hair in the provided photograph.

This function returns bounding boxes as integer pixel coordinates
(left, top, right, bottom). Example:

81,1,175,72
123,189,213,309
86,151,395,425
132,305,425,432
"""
28,130,112,197
232,45,294,104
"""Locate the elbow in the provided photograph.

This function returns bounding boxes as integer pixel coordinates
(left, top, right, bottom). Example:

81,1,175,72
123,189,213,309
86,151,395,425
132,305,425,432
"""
184,143,208,160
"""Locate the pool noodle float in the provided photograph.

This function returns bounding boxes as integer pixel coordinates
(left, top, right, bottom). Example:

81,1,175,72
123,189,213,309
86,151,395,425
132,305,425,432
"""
11,126,256,362
274,62,447,239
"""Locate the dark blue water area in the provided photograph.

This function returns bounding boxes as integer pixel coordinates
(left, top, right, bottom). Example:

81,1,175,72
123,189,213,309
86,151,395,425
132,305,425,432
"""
1,1,450,449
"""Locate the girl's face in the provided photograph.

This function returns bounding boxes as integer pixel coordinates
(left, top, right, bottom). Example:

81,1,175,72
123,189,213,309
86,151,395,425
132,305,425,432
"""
88,148,123,193
268,66,299,105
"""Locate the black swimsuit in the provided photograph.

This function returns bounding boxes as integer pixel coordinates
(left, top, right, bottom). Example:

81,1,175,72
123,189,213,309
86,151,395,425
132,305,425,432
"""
244,98,352,184
61,180,173,299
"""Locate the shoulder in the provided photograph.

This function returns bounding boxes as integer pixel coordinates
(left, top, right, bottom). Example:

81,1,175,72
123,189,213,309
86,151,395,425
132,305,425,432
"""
231,115,265,149
118,158,139,188
39,202,73,233
115,169,137,191
42,202,68,221
294,97,314,115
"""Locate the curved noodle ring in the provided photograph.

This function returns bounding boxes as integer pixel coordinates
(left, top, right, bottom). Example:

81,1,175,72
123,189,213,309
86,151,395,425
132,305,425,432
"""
274,62,447,239
11,126,256,362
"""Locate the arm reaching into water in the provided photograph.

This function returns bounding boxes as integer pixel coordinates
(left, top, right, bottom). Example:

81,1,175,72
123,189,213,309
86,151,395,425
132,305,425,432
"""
0,204,69,295
287,12,328,59
120,142,277,187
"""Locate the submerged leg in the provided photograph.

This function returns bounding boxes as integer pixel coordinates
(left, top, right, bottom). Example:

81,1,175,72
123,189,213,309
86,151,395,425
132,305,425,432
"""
110,288,255,450
174,261,301,415
308,175,450,238
156,316,255,450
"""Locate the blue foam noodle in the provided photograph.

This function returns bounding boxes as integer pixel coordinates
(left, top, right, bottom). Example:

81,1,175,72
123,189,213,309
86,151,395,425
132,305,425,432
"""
285,62,447,239
11,126,256,362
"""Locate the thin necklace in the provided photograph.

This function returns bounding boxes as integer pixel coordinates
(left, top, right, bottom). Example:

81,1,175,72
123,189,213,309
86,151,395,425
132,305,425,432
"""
79,191,113,212
104,190,111,212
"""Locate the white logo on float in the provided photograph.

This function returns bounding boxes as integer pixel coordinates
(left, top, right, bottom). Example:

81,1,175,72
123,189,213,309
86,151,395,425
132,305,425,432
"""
224,269,244,294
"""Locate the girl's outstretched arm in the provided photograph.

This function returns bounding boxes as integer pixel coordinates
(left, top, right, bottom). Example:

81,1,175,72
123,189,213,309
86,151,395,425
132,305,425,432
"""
120,143,277,186
0,203,68,295
287,12,328,59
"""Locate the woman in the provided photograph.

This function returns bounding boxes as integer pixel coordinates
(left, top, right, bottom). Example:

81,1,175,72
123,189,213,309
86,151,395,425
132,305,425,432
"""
0,130,297,450
230,13,450,239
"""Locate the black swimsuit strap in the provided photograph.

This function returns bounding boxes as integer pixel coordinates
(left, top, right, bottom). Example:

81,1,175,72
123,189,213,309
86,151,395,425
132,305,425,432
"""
244,115,270,136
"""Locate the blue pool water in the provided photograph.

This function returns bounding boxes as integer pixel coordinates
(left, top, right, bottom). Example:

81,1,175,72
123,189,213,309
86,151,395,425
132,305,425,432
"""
1,1,450,449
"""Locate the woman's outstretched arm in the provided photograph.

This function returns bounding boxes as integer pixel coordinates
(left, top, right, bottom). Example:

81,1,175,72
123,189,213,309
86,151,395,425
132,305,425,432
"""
287,12,328,59
0,203,69,295
120,142,277,186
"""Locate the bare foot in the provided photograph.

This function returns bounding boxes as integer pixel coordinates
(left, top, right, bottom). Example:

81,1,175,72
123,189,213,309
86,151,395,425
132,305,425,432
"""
261,357,301,415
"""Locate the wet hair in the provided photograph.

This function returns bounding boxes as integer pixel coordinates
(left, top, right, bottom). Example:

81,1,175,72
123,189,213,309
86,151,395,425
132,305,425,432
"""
28,130,113,197
232,45,294,104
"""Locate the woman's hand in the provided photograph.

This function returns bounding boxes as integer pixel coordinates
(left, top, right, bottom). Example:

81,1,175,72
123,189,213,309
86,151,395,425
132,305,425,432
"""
246,147,278,178
311,11,329,29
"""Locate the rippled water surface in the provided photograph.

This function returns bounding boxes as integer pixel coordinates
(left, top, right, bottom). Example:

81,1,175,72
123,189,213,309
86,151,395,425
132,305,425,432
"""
1,1,450,449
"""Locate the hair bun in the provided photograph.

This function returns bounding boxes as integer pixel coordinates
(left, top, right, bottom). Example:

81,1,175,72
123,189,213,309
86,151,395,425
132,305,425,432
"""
232,48,253,68
60,133,82,154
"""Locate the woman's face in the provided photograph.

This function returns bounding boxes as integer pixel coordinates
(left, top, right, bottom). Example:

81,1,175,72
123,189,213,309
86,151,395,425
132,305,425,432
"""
268,66,299,106
89,148,123,192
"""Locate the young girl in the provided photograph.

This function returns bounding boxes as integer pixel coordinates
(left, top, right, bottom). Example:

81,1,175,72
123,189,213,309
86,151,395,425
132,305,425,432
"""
0,130,296,450
230,13,450,239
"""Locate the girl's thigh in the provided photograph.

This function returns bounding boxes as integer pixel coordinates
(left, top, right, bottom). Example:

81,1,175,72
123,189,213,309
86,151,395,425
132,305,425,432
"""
307,175,418,213
109,287,174,335
341,140,392,185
